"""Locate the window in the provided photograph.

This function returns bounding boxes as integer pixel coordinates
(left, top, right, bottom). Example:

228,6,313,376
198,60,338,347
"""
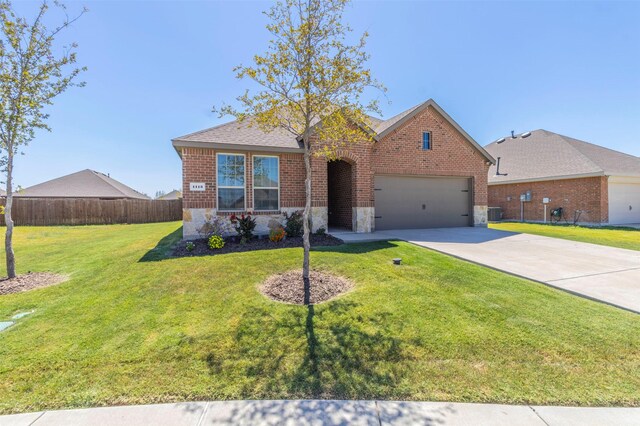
217,153,245,210
253,155,279,210
422,132,432,150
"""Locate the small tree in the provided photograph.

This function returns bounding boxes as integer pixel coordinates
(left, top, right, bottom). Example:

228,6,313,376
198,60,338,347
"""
0,1,86,278
218,0,383,301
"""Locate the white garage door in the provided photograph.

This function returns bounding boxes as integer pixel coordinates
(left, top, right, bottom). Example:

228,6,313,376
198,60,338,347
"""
608,177,640,224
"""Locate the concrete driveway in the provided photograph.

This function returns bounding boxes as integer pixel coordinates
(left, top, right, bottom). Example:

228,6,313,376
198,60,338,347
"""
377,227,640,314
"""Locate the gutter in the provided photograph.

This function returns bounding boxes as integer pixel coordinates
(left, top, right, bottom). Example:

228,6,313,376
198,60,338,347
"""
171,140,305,158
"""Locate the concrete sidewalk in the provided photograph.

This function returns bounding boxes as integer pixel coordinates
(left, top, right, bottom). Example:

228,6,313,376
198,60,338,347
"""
2,400,639,426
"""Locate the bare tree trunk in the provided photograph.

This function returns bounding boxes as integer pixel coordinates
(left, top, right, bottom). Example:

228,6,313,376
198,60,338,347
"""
302,143,312,304
5,152,16,278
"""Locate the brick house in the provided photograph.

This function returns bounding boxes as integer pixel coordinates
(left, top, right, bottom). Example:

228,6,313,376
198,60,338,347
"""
485,130,640,225
173,99,495,239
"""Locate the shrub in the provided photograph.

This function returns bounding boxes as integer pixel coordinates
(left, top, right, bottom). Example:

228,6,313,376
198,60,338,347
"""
315,226,326,236
197,216,229,239
230,214,256,243
207,235,225,250
269,227,285,243
185,241,195,252
284,210,304,237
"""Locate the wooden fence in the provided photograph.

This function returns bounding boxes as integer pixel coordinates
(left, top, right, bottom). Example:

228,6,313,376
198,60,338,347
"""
0,198,182,226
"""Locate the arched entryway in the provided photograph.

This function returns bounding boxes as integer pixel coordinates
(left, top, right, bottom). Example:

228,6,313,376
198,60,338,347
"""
327,160,354,230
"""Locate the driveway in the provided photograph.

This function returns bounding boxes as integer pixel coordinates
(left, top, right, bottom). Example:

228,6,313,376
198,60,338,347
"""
377,227,640,314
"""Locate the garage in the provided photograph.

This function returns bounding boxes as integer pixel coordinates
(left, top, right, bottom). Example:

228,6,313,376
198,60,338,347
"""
374,175,472,230
608,177,640,224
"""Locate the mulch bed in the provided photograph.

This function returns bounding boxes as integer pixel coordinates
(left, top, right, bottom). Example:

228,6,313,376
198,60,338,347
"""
260,269,353,305
0,272,67,296
172,234,343,257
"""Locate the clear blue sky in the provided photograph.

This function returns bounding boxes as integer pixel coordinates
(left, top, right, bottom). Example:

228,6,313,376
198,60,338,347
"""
12,0,640,197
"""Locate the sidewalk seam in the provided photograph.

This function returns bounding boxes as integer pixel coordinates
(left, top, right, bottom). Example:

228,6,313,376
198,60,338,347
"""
195,401,210,426
28,411,46,425
528,406,550,426
375,400,382,426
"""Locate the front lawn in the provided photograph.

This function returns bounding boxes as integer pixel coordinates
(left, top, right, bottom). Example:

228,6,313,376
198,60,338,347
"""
490,222,640,251
0,222,639,414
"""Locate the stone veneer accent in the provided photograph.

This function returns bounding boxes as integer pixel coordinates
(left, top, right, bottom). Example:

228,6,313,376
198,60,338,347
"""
473,205,488,227
353,207,374,233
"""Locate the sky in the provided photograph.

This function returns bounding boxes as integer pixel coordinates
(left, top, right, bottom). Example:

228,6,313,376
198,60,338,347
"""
10,0,640,197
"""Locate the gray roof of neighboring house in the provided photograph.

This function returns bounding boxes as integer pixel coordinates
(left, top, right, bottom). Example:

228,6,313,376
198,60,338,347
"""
485,129,640,184
157,190,182,200
16,169,150,199
172,99,495,163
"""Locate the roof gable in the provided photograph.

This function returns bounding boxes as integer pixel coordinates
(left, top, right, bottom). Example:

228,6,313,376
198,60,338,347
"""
374,99,495,163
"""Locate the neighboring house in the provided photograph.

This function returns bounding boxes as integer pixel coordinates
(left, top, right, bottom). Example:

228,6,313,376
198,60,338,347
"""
157,190,182,200
16,169,150,200
173,99,495,239
485,130,640,225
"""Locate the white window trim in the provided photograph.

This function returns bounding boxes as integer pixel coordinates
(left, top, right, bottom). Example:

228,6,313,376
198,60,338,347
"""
216,152,246,211
252,154,280,211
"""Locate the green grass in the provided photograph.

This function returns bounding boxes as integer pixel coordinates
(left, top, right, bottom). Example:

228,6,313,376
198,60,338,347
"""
0,222,639,414
490,222,640,251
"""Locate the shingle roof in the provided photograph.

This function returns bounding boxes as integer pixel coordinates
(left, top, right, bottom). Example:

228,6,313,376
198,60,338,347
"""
16,169,150,199
485,130,640,184
172,99,495,163
173,119,303,151
157,190,182,200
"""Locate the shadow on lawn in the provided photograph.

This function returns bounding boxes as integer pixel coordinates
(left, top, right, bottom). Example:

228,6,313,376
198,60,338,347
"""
138,227,183,262
205,300,407,399
196,300,446,424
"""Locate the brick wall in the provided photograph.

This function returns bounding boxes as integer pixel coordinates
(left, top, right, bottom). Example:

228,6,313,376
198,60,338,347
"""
327,160,353,228
488,176,609,223
182,148,215,209
182,149,305,211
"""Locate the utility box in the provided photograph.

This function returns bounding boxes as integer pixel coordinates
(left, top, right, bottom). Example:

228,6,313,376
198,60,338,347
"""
520,191,532,202
488,207,503,222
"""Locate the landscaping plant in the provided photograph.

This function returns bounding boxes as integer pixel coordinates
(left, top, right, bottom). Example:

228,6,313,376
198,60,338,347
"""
269,227,286,243
229,214,256,243
207,235,225,250
315,226,327,236
215,0,384,302
284,210,304,238
185,241,195,252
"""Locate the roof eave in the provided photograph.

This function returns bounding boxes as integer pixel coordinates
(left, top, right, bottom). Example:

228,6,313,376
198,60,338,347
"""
172,139,305,155
488,171,606,185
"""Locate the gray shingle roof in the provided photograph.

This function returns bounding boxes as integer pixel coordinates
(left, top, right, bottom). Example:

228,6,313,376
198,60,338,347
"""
173,119,303,151
485,130,640,184
172,99,495,163
16,169,150,199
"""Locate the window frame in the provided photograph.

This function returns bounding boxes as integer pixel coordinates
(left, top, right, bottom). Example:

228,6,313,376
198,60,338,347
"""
422,131,432,150
252,154,280,211
216,152,246,211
